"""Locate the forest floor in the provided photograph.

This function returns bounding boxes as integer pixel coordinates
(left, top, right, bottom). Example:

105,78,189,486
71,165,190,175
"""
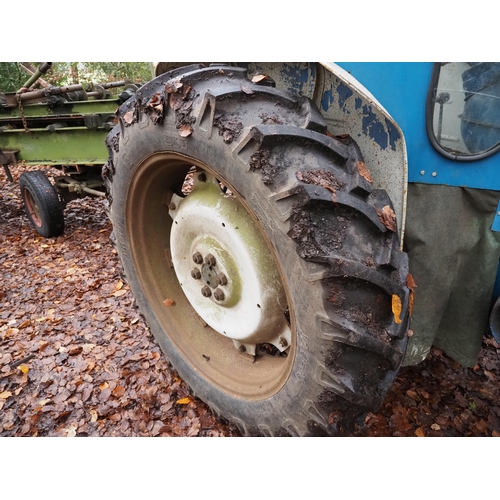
1,164,499,437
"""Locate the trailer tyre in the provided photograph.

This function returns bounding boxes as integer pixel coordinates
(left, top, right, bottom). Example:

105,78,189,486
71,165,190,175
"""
19,170,64,238
104,64,410,436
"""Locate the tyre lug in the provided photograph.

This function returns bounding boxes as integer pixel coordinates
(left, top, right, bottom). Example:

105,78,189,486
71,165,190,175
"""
201,286,212,297
213,288,225,301
204,254,216,267
192,252,203,264
216,273,228,286
191,268,201,280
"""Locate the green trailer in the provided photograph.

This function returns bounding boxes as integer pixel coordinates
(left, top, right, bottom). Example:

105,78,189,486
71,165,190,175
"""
0,62,137,237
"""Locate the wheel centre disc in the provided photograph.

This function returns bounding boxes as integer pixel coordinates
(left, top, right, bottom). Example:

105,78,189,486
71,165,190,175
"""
169,173,291,354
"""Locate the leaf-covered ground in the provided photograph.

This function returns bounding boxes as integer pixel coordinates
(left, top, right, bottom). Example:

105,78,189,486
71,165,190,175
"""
1,164,500,437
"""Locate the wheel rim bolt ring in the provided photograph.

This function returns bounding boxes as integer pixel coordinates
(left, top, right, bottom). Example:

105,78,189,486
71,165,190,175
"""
192,252,203,264
204,254,216,267
213,288,225,301
201,286,212,297
216,273,227,286
191,268,201,280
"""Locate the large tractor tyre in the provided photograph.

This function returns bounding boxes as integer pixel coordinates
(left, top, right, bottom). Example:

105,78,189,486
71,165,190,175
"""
104,64,411,436
19,170,65,238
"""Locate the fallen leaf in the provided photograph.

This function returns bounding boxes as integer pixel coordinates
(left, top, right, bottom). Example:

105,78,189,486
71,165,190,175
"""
113,289,128,297
241,84,254,95
415,427,426,437
0,391,12,399
65,424,77,437
123,110,134,124
99,382,109,391
18,364,29,374
431,423,441,431
115,280,124,291
409,291,414,318
163,298,174,306
377,205,397,232
112,386,126,398
406,273,417,291
392,294,402,324
356,161,373,183
251,74,268,83
179,124,192,138
176,397,191,405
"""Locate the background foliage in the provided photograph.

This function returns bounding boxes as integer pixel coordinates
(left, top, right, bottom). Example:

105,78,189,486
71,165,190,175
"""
0,62,153,93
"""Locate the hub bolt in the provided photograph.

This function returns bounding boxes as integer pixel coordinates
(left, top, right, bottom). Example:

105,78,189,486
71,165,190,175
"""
201,286,212,297
192,252,203,264
216,273,228,286
191,268,201,280
204,254,216,267
213,288,225,301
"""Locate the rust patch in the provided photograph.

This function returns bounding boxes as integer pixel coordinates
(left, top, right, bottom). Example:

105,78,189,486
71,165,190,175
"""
213,112,243,144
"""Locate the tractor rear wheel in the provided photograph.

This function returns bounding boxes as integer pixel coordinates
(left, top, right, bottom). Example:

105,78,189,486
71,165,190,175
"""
104,64,410,436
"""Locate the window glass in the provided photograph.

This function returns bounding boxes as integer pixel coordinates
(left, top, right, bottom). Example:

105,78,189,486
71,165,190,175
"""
428,62,500,158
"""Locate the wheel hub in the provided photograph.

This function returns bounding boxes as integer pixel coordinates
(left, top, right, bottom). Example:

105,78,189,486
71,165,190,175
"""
169,172,291,355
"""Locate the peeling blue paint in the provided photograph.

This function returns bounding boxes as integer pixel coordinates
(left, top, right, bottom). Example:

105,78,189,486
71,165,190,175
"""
385,118,401,150
362,104,388,150
321,88,335,112
355,97,362,110
281,63,315,96
336,83,353,112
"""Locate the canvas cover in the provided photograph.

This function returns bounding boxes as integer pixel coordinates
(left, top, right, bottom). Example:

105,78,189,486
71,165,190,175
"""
403,183,500,367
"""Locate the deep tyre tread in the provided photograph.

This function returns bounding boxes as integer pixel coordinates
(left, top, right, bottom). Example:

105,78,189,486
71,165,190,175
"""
104,65,410,436
19,170,64,238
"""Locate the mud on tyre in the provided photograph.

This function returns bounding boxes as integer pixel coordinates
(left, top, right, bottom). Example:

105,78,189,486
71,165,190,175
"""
104,64,411,436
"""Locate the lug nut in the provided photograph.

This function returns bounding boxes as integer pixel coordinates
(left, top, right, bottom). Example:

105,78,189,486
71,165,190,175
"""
191,268,201,280
216,273,227,286
168,202,176,210
279,337,288,348
201,286,212,297
192,252,203,264
213,288,225,301
204,254,216,267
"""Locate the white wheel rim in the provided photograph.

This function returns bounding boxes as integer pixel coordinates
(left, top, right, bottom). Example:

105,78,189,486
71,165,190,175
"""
169,172,291,355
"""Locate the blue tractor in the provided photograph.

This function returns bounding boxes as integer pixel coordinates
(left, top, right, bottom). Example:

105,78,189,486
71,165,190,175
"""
103,62,500,436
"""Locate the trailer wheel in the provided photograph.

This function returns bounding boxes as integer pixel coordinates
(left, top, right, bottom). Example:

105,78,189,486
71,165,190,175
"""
104,64,410,436
19,170,64,238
